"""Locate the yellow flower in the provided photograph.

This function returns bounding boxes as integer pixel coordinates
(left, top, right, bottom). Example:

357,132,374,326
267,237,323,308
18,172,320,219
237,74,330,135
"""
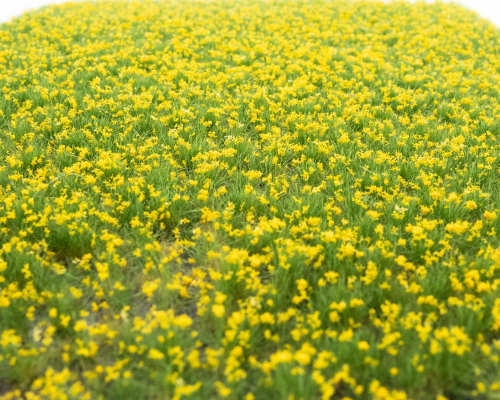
212,304,225,318
358,341,370,351
148,349,164,360
465,201,477,210
484,210,497,220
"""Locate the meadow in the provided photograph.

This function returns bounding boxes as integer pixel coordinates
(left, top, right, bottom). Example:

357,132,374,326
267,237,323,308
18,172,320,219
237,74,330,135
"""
0,0,499,399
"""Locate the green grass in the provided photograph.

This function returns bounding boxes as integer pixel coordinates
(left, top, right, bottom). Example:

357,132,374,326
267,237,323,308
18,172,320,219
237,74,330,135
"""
0,0,500,399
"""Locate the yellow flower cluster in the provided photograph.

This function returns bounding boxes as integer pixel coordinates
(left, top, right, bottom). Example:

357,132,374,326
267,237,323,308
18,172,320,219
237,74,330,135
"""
0,0,499,399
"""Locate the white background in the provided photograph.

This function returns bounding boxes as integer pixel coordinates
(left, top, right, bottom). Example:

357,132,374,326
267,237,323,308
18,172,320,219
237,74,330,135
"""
0,0,499,26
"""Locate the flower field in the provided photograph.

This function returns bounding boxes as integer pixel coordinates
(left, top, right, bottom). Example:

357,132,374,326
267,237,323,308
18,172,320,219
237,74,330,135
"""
0,0,499,398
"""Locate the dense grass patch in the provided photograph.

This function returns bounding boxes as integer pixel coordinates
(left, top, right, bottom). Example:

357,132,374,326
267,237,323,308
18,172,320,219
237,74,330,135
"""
0,0,500,398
